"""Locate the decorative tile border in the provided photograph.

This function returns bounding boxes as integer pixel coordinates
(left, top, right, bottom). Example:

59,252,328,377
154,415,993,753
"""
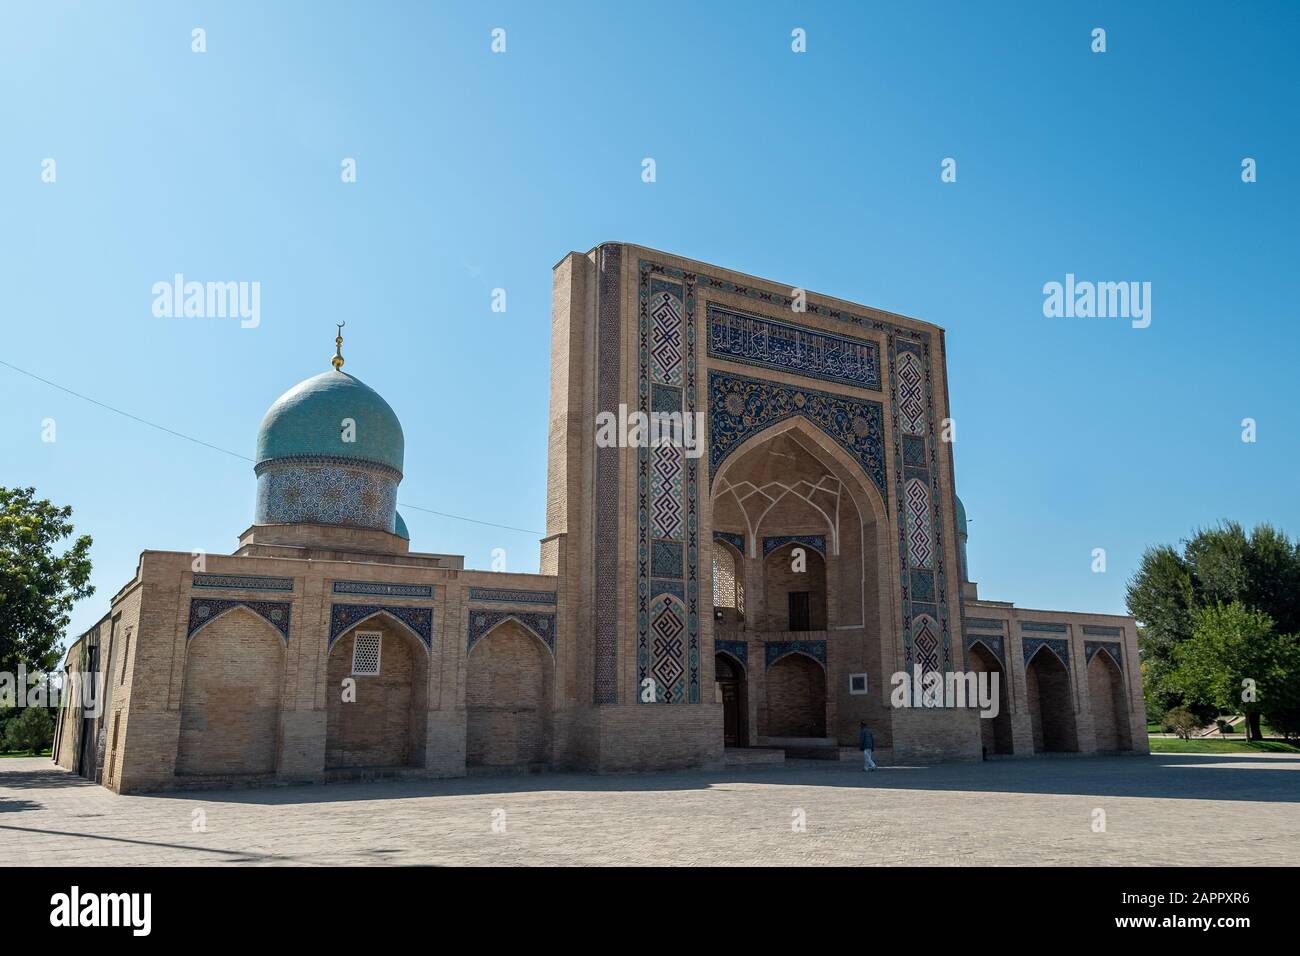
333,580,433,599
468,588,557,606
1023,636,1071,670
712,531,745,554
715,639,748,669
1085,640,1123,667
765,640,827,669
964,631,1005,666
594,244,621,704
638,260,700,706
966,617,1006,630
890,336,951,675
709,370,887,499
188,599,291,643
467,609,556,656
192,573,294,593
1082,625,1124,637
1021,621,1068,633
329,603,433,650
706,303,881,391
762,534,827,558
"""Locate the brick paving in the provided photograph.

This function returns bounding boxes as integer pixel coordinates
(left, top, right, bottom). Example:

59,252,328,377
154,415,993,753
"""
2,753,1297,866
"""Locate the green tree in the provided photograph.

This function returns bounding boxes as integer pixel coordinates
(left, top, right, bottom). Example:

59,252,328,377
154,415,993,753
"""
1127,522,1300,718
0,487,93,674
4,705,55,755
1170,603,1300,740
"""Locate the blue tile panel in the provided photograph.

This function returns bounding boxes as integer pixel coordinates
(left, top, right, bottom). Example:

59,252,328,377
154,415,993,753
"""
765,640,827,669
188,599,291,643
762,535,827,558
468,588,557,605
1023,636,1071,670
706,303,881,390
715,639,748,668
467,609,556,656
329,603,433,649
333,580,433,598
192,573,294,592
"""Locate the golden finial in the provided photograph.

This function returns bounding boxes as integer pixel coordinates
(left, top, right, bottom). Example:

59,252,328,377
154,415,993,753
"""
331,322,346,371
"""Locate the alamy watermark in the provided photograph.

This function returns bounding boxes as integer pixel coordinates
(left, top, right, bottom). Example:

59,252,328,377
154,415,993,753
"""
595,403,706,458
1043,273,1150,329
152,274,261,328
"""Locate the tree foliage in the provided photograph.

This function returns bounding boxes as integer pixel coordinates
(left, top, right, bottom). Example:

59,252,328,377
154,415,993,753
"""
1127,521,1300,730
3,705,55,755
0,487,94,673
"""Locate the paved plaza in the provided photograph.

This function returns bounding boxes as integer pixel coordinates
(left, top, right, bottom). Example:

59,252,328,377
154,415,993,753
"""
2,753,1297,866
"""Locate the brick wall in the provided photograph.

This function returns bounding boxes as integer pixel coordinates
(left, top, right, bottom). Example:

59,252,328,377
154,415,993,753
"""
325,620,427,769
465,621,552,767
176,606,284,775
764,654,827,737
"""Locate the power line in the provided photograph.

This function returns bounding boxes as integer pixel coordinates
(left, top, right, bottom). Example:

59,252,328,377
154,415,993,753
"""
0,359,544,537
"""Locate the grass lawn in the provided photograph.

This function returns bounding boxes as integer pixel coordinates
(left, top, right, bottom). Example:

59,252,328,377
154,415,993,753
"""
0,749,52,758
1148,736,1300,754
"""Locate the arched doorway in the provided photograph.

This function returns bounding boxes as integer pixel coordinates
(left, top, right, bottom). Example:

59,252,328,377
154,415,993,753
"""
765,652,826,737
1087,648,1132,752
325,615,429,769
968,642,1012,756
466,619,553,768
1026,646,1077,753
178,606,284,776
715,652,747,746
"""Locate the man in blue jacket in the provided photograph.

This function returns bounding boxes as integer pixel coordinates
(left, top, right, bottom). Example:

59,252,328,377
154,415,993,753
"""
858,722,877,771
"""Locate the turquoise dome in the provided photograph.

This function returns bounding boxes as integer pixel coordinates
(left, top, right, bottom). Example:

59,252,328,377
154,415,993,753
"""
955,496,968,537
256,370,404,474
394,511,409,540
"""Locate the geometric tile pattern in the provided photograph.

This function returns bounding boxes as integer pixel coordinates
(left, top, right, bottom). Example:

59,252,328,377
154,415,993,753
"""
192,573,294,593
904,477,934,568
966,617,1007,630
333,580,433,598
708,370,887,498
329,603,433,650
706,303,881,390
1021,622,1069,633
890,337,950,675
762,534,826,558
649,593,686,703
765,640,827,669
255,458,399,532
467,609,556,657
187,598,291,643
652,441,683,539
650,287,683,386
896,349,926,436
594,244,622,704
639,264,700,706
912,615,941,674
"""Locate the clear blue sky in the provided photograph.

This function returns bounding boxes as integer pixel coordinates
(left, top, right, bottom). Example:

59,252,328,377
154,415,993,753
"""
3,1,1297,643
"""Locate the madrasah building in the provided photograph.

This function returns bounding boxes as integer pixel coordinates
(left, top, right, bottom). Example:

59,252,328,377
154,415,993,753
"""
53,244,1147,793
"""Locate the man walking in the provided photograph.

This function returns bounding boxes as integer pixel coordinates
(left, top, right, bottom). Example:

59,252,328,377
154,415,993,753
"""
859,722,877,771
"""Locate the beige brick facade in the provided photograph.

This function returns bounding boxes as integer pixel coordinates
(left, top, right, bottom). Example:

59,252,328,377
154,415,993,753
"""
52,242,1145,793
